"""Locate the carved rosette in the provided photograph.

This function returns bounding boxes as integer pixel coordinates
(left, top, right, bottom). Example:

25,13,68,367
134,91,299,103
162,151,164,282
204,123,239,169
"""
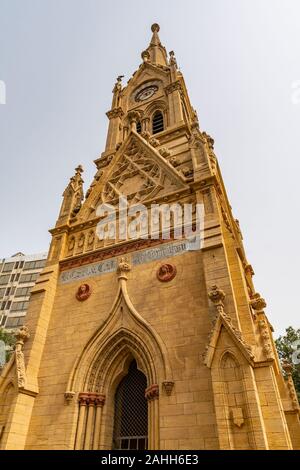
76,284,92,302
145,384,159,401
117,257,131,280
157,264,177,282
162,381,174,396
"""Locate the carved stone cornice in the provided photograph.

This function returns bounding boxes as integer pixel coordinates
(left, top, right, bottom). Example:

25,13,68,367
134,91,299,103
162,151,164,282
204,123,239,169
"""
106,107,124,120
164,80,182,95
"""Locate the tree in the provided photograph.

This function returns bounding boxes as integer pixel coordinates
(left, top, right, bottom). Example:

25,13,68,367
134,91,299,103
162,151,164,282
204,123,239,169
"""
0,327,16,363
275,326,300,401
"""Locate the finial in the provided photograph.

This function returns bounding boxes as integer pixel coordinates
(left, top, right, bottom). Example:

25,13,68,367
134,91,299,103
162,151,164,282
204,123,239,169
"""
75,165,83,175
151,23,160,33
117,75,124,83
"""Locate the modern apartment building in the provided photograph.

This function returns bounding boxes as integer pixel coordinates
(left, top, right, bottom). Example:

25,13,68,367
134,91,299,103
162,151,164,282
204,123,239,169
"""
0,252,47,330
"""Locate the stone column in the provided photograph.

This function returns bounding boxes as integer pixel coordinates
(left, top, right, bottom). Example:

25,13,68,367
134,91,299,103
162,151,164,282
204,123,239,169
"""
92,395,106,450
75,393,89,450
84,394,97,450
145,384,159,450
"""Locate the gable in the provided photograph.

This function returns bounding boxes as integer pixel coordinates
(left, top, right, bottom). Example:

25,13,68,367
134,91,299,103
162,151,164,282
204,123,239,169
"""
102,132,188,206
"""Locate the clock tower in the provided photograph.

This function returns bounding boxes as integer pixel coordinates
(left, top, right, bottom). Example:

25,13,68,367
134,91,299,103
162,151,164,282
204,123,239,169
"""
0,24,300,450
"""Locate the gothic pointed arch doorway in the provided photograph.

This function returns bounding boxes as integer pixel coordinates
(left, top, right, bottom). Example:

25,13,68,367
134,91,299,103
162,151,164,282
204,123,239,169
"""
113,359,148,450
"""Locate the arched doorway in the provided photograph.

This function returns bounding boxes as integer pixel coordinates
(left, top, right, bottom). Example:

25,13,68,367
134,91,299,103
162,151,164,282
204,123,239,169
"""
112,360,148,450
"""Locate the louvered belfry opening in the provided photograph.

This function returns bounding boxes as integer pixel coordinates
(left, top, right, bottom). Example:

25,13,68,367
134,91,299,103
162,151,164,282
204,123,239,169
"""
152,111,164,134
113,360,148,450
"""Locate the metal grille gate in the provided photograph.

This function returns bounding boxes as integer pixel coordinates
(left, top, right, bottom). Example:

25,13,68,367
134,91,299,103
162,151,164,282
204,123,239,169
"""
113,360,148,450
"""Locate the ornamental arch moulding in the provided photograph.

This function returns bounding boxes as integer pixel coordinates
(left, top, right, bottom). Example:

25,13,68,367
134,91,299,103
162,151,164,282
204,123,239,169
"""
66,263,173,396
67,262,172,449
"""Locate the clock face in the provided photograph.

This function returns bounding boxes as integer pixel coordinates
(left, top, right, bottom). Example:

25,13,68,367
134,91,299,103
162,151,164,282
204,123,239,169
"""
135,85,158,102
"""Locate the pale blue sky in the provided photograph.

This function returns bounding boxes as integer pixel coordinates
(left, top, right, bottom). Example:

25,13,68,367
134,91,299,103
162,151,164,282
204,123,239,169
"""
0,0,299,335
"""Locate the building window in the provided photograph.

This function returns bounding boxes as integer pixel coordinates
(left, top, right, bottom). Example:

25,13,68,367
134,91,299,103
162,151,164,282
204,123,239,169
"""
136,121,142,134
2,263,14,273
0,288,5,299
5,316,25,328
10,301,29,312
1,301,6,311
152,111,164,134
112,360,148,450
23,260,46,271
15,287,32,298
20,261,24,268
0,315,7,326
19,273,39,284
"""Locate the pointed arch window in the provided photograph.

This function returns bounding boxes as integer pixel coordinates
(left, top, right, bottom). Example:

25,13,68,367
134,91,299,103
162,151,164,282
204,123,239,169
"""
136,121,142,134
113,360,148,450
152,111,164,134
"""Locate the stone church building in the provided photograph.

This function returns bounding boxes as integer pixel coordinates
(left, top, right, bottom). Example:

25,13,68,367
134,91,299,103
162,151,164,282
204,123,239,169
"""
0,24,299,450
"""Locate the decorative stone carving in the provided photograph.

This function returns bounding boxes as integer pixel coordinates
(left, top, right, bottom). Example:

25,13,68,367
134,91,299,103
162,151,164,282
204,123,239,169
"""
64,391,75,403
162,381,174,395
117,257,131,273
149,137,160,148
208,285,226,314
78,233,85,249
250,293,267,312
181,167,194,178
169,50,178,68
231,407,244,427
76,284,92,302
141,50,150,62
159,147,171,158
258,318,274,360
165,80,182,95
244,264,254,276
282,360,300,411
102,136,186,207
157,264,177,282
106,107,124,120
68,236,75,252
87,231,95,247
145,384,159,401
14,326,30,389
96,155,113,170
169,156,180,167
78,392,106,407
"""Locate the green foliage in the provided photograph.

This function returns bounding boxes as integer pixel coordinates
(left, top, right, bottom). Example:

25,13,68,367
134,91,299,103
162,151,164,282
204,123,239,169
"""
275,326,300,401
0,327,16,362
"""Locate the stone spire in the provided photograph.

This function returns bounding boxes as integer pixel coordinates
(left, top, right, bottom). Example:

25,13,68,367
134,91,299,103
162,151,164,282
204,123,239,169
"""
142,23,168,67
